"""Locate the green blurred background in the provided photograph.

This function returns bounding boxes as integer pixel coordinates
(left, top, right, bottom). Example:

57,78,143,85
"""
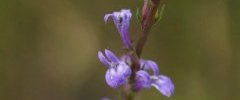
0,0,239,100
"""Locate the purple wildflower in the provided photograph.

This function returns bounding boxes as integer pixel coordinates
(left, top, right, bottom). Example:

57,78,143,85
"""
134,60,175,97
98,49,131,88
104,9,132,49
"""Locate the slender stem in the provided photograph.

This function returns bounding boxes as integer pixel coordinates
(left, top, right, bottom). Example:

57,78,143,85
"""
124,0,162,100
123,50,139,100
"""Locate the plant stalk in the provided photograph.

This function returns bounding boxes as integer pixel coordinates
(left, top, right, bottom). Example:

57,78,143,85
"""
124,0,162,100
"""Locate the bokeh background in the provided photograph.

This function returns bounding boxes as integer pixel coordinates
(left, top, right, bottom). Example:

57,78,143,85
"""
0,0,239,100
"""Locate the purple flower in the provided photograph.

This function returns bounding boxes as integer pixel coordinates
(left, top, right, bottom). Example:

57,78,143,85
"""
134,60,175,97
98,49,132,88
104,9,132,49
151,75,175,97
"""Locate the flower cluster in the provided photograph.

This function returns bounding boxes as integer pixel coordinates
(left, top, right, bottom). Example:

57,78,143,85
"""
98,9,174,97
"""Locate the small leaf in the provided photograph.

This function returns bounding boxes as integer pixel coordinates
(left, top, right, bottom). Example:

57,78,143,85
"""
154,4,165,25
136,8,141,24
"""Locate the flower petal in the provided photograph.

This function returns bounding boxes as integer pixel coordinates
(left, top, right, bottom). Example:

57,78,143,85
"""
105,49,119,63
139,59,146,68
104,14,112,23
146,60,160,75
117,61,131,78
151,75,174,97
98,51,110,67
140,60,160,75
120,55,131,65
133,70,151,91
105,68,126,88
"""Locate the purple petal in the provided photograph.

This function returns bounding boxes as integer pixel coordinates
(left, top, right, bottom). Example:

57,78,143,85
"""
111,12,122,33
139,59,146,68
105,68,126,88
151,75,174,97
120,55,131,65
105,49,119,63
117,61,131,78
98,51,110,67
140,60,160,75
104,61,131,88
104,14,112,23
146,60,160,75
134,70,151,91
119,9,132,49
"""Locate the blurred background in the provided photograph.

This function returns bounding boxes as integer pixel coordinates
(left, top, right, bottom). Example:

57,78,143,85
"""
0,0,239,100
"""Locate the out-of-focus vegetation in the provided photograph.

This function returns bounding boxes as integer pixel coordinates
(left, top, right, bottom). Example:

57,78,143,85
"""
0,0,239,100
